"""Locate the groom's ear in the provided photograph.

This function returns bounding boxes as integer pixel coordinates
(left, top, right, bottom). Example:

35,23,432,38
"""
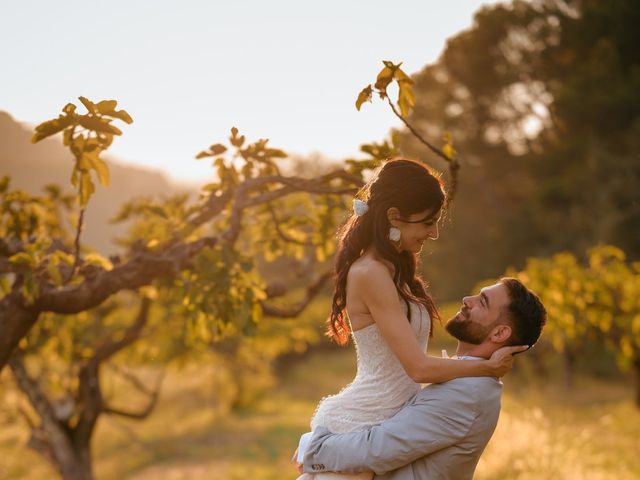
490,324,512,344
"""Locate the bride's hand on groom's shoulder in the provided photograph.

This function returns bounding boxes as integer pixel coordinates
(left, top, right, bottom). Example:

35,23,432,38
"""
488,345,529,377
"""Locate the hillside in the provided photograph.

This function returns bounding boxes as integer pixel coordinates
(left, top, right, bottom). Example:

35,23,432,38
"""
0,111,194,254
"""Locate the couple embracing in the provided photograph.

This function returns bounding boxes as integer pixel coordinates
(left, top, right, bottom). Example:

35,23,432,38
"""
294,159,547,479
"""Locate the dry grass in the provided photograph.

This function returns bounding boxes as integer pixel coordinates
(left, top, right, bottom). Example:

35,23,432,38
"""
1,348,638,479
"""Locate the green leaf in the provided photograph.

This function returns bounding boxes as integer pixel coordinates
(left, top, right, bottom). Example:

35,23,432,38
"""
355,85,373,111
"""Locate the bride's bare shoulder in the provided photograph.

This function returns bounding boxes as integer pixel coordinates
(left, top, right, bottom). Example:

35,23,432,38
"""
348,255,394,285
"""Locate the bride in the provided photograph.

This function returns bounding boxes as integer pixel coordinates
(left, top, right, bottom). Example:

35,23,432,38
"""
296,159,518,479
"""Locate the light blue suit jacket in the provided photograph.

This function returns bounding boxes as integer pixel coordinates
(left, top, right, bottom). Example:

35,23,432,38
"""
303,374,502,479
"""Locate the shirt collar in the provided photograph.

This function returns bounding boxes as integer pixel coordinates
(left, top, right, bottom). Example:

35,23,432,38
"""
456,355,486,361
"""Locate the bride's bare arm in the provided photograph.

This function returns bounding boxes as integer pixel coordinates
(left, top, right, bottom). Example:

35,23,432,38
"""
351,263,521,384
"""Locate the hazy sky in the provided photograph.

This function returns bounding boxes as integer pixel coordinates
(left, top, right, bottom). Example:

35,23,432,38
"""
1,0,497,185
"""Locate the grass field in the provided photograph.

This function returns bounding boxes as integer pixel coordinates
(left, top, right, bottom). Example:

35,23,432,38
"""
1,348,639,480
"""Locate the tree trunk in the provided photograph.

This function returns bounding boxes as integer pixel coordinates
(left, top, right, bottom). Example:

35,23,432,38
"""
0,292,39,372
56,446,93,480
9,354,95,480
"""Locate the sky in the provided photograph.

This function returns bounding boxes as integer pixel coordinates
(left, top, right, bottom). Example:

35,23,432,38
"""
1,0,498,185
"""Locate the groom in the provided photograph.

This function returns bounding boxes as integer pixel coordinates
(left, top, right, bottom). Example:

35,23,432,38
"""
297,277,546,479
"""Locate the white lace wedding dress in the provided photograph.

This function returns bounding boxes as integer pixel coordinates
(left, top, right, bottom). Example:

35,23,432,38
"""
298,301,430,480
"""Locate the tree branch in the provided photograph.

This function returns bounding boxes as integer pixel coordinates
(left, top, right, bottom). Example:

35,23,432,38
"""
102,369,164,420
66,207,85,283
35,236,218,315
90,297,152,366
222,171,361,245
266,202,315,246
188,170,362,230
8,351,77,470
261,270,332,318
386,98,461,203
0,237,24,258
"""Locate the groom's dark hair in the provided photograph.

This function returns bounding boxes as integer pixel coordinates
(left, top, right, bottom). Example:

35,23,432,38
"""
499,277,547,348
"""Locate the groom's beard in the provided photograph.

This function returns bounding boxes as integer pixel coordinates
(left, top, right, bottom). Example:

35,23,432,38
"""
445,310,494,345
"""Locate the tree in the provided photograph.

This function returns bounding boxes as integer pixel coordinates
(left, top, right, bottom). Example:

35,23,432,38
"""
0,62,455,479
0,98,362,479
395,0,640,299
511,245,640,404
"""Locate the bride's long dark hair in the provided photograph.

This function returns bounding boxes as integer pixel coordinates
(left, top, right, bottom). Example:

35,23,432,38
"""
328,158,445,345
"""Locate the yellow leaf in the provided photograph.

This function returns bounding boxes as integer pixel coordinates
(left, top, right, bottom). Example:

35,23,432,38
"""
63,103,76,115
110,109,133,124
63,128,74,146
394,66,413,84
96,100,118,114
374,66,394,92
78,115,122,135
140,285,158,300
84,154,110,187
84,253,113,271
78,96,96,114
79,173,95,206
442,143,456,160
209,144,227,155
9,252,36,267
398,81,415,117
71,167,79,187
31,115,74,143
46,261,63,286
355,85,373,111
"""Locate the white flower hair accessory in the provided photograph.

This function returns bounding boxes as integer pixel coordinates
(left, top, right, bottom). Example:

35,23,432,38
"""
353,198,370,217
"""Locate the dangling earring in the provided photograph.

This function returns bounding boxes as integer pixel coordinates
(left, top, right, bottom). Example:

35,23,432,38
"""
389,226,401,242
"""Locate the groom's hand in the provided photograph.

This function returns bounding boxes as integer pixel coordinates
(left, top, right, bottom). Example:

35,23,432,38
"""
489,345,529,377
